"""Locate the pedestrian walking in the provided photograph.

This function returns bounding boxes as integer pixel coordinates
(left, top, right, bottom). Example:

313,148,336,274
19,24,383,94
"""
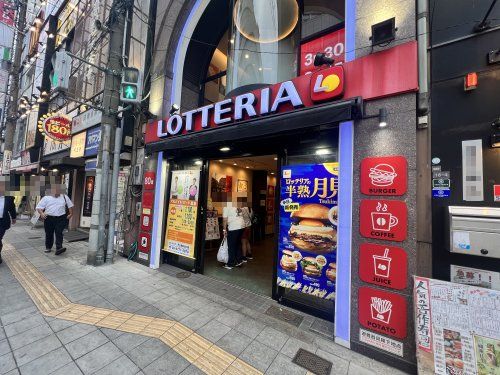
222,202,245,269
36,184,74,255
0,181,17,264
241,206,253,261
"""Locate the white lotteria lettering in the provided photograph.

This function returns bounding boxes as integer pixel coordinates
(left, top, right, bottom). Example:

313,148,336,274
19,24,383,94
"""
260,87,270,114
166,115,183,135
214,99,233,124
199,104,214,128
184,109,198,132
234,93,256,120
270,81,303,112
313,75,327,93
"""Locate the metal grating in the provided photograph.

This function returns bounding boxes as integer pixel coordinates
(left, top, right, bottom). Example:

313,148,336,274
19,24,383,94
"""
292,348,332,375
265,305,304,327
176,271,192,279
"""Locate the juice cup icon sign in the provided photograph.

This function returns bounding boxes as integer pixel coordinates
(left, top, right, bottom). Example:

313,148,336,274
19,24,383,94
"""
371,212,398,231
373,248,391,278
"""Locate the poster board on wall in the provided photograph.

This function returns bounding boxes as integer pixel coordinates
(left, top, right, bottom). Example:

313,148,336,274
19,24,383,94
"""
163,170,200,259
414,277,500,375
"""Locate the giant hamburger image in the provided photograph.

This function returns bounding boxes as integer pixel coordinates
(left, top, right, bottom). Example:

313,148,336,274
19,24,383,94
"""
326,263,336,282
301,257,322,278
280,250,297,272
289,204,337,254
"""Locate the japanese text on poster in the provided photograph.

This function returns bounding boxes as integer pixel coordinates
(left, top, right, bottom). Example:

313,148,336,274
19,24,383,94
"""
414,277,500,375
164,170,200,259
277,163,338,300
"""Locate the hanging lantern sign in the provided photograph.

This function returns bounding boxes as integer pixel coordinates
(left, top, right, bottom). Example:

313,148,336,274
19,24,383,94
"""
37,113,72,142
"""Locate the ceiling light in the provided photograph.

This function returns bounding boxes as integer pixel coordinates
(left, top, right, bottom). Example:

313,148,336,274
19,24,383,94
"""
233,163,237,166
218,159,223,162
52,168,58,172
244,54,249,59
194,160,202,165
315,148,331,155
245,166,250,169
220,146,230,152
270,172,275,175
273,157,277,160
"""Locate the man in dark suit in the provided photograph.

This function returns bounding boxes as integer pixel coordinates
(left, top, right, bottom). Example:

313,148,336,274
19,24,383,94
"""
0,188,17,264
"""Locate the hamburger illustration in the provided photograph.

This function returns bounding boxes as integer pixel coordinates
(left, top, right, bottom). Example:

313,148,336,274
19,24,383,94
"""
289,204,337,254
326,263,336,282
301,257,322,278
280,250,298,272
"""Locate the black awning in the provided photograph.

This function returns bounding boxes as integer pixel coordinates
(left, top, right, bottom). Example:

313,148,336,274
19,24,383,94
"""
48,157,85,168
146,98,362,154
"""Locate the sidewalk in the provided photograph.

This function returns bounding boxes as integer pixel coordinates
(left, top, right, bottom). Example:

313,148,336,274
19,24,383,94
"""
0,221,408,375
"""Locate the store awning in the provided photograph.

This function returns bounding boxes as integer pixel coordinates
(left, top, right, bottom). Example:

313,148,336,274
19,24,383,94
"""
48,157,85,168
146,98,362,154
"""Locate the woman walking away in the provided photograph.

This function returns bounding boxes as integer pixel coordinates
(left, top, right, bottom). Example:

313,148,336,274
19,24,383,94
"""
222,202,245,269
241,206,253,261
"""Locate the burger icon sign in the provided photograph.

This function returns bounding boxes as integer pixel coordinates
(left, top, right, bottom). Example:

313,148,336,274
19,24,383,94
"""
360,156,408,196
369,164,397,187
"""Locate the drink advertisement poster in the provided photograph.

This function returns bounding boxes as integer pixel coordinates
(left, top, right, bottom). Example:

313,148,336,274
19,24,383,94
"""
414,277,500,375
277,163,338,300
164,170,200,259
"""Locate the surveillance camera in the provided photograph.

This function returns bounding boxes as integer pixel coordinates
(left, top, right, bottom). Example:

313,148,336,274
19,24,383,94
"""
94,20,102,30
170,104,180,115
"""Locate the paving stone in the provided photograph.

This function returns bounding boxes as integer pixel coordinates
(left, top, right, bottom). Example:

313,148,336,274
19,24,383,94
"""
4,369,20,375
0,306,38,326
3,314,45,337
0,352,18,374
180,311,213,331
0,339,10,356
112,332,149,352
142,350,190,375
316,349,350,375
216,330,253,357
197,320,232,343
66,330,109,359
100,328,125,341
266,353,307,375
8,322,53,350
348,362,376,375
239,339,279,373
281,337,318,359
167,304,197,321
76,341,123,374
50,361,84,375
18,347,73,375
180,365,206,375
47,318,77,332
126,338,169,369
186,296,212,310
57,323,98,345
256,326,289,351
13,334,62,366
93,354,141,375
233,317,266,339
216,309,245,328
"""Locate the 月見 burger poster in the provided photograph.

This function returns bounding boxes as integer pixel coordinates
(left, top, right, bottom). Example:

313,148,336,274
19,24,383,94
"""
277,163,338,300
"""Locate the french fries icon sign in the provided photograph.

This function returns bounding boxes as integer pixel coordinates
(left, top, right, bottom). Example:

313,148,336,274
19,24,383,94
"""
371,297,393,324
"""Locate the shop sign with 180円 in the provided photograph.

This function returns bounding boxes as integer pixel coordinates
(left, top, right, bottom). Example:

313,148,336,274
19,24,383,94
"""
37,113,72,142
277,163,339,300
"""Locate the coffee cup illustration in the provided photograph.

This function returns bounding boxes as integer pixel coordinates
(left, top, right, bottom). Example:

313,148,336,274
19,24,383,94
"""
371,202,398,231
373,248,391,278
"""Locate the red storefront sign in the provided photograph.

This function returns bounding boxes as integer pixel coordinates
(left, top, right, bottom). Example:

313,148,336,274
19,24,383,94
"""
138,232,151,253
494,184,500,202
145,41,418,144
360,156,407,196
359,243,407,290
300,28,345,75
38,113,72,142
140,213,152,232
360,200,407,242
144,171,156,190
142,191,154,209
310,66,344,102
359,287,407,339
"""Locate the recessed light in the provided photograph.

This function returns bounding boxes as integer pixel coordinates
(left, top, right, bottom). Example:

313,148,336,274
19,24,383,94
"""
270,172,275,175
194,160,202,165
315,148,331,155
219,160,223,162
274,157,278,160
245,166,250,169
244,54,249,59
220,146,230,152
233,163,237,166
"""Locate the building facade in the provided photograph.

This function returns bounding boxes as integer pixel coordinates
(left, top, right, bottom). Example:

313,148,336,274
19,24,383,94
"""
141,0,424,371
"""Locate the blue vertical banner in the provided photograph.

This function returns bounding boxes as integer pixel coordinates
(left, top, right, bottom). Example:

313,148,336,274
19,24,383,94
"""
84,126,101,157
277,163,339,301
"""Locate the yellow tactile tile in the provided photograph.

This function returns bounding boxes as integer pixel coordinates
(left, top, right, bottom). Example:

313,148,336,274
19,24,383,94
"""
2,244,263,375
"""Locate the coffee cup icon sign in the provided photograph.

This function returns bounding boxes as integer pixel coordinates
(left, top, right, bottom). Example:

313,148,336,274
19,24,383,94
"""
371,211,398,231
373,248,391,278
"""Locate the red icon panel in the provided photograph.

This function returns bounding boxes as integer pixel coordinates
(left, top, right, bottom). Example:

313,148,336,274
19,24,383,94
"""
359,243,407,290
358,287,407,339
138,232,151,253
310,66,344,102
140,213,152,232
360,200,407,242
144,171,156,190
360,156,407,196
142,191,154,209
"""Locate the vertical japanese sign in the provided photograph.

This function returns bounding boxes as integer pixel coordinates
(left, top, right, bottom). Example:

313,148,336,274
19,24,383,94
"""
277,163,338,300
82,176,95,217
164,170,200,259
414,277,500,375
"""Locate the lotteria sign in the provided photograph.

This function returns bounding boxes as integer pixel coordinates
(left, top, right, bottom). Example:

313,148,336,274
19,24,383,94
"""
145,66,345,143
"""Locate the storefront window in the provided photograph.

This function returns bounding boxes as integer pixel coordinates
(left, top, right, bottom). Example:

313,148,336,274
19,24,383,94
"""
302,0,344,39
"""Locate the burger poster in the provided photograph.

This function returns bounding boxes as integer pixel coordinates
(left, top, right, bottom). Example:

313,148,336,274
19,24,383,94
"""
277,163,338,300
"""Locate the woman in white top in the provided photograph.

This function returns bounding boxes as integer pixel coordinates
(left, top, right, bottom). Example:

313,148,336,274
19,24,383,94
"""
222,202,245,269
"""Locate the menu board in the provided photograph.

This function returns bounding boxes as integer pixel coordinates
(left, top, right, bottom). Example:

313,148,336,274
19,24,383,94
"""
277,163,338,300
82,176,95,217
164,170,200,258
205,210,220,241
414,277,500,375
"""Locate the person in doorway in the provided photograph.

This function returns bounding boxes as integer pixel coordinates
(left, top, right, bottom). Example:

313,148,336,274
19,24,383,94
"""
0,180,17,264
222,201,245,269
36,184,74,255
241,205,253,261
188,178,198,201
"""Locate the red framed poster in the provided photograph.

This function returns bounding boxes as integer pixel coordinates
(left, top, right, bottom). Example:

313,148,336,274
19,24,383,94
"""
360,156,407,196
300,28,345,75
144,171,156,190
360,200,408,242
358,286,407,339
359,243,407,290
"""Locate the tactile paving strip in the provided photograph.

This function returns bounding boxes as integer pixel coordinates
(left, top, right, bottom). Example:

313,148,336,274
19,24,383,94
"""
3,244,262,375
